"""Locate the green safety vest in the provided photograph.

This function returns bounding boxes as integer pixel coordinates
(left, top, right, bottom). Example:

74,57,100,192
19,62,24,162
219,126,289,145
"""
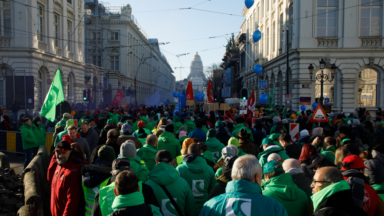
82,177,111,216
99,181,143,216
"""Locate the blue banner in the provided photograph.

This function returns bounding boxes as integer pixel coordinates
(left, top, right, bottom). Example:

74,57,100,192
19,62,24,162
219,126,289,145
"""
227,68,231,84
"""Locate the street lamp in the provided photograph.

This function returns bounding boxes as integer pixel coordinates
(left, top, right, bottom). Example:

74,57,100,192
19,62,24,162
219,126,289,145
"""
308,59,337,106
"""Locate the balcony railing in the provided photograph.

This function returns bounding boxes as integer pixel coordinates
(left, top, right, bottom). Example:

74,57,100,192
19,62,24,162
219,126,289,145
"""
38,41,47,52
0,38,11,47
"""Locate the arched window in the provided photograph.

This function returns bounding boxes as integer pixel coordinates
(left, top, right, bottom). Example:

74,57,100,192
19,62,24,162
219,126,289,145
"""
315,69,334,106
358,69,377,107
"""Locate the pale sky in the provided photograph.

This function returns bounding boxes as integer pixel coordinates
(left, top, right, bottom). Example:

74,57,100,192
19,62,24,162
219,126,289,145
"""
104,0,245,81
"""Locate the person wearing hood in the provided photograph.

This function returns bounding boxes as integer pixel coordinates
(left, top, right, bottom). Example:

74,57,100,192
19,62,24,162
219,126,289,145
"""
365,160,384,201
279,133,302,160
133,120,153,138
79,121,100,155
56,112,71,128
283,159,312,198
215,121,230,146
131,113,152,132
54,119,75,148
146,150,196,216
183,115,196,133
63,125,91,161
157,124,181,160
341,155,384,216
20,118,38,168
173,115,183,134
176,143,217,215
208,156,237,199
120,141,149,182
253,122,266,148
298,129,311,146
200,155,288,216
188,119,207,142
82,146,115,216
117,123,142,149
137,135,158,171
32,117,46,148
258,139,290,168
237,128,258,156
92,158,159,216
98,118,117,145
231,117,254,142
311,167,367,216
175,138,198,166
178,126,188,145
205,129,225,162
262,160,310,216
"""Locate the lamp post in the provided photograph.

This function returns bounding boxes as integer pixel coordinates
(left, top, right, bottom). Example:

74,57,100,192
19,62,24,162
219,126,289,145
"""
308,59,337,106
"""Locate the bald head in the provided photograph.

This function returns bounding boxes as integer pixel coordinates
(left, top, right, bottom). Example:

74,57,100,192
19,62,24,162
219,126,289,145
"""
188,143,201,155
316,167,343,183
283,159,301,172
146,135,158,147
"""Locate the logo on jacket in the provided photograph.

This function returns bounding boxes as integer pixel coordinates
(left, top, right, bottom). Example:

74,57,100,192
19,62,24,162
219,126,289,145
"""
192,180,204,197
162,198,178,216
225,198,252,216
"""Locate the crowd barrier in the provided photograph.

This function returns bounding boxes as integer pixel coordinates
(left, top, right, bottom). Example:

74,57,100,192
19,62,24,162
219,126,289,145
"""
0,130,53,155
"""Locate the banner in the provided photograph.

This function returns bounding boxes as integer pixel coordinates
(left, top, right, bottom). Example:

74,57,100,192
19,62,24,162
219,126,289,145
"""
186,81,194,106
227,68,231,85
112,89,124,107
40,68,65,121
207,79,214,103
269,85,275,109
247,90,256,122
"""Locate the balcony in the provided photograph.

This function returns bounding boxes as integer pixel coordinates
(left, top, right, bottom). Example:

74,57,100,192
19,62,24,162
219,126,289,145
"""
0,37,11,47
360,37,382,48
317,37,339,48
38,41,48,52
68,52,74,60
55,47,62,56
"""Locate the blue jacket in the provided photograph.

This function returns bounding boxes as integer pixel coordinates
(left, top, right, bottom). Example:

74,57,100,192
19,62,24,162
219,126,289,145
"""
188,128,207,143
199,180,288,216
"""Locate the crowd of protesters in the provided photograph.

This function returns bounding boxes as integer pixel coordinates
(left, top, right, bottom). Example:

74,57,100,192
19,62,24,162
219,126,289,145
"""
10,103,384,215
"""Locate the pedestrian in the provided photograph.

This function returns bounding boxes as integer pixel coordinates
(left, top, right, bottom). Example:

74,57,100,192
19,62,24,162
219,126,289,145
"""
258,138,290,168
188,119,207,142
178,126,188,145
364,160,384,201
183,115,196,133
133,120,152,138
136,135,158,171
231,117,254,142
56,112,72,127
54,119,75,147
237,128,258,156
298,129,311,146
146,150,196,216
215,121,230,146
17,114,26,131
279,133,302,160
253,122,266,148
208,156,237,199
205,129,225,162
20,118,38,168
88,118,100,135
200,155,288,216
283,159,312,198
120,141,149,182
98,118,117,145
11,100,20,124
157,124,181,160
117,123,142,149
79,121,100,155
63,125,91,161
32,117,46,148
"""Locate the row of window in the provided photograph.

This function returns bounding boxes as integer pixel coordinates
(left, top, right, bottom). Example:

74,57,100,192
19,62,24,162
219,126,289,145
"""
92,32,119,41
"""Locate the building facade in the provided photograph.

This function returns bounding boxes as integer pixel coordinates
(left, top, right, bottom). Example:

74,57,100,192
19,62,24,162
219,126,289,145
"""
188,52,207,93
84,4,175,106
237,0,384,114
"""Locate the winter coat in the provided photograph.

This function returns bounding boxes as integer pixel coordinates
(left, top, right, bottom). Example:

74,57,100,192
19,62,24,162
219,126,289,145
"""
188,128,207,143
216,126,230,146
146,162,196,216
176,154,217,215
285,143,302,160
48,153,85,216
288,171,313,198
80,127,100,155
200,180,288,216
374,128,384,142
20,123,37,150
63,134,91,161
258,145,290,168
137,144,158,171
117,134,142,149
231,123,254,142
371,183,384,201
262,173,309,216
54,125,70,147
110,192,162,216
81,159,112,189
183,119,196,133
205,137,225,162
298,135,311,146
239,139,259,156
173,122,183,135
56,118,68,127
311,180,367,216
118,156,149,182
157,131,181,159
131,116,152,132
253,130,266,148
98,124,116,145
32,123,47,147
208,169,231,199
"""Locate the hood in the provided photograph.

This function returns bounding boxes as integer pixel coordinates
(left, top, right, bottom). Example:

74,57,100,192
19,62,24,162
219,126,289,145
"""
182,154,208,173
149,162,178,186
126,157,144,174
226,180,262,194
263,173,300,201
81,163,112,176
20,123,32,130
258,146,284,159
158,131,177,143
112,192,144,211
311,180,351,211
142,144,158,153
205,137,222,148
202,151,215,164
217,169,232,184
216,127,228,135
341,169,370,184
184,120,194,126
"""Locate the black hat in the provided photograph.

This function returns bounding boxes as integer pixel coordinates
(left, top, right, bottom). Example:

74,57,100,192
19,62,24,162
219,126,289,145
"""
165,124,174,133
54,141,71,153
112,158,131,171
236,128,251,139
156,150,172,163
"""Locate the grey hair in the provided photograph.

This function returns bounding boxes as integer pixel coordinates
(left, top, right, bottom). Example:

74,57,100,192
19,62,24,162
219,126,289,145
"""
231,155,262,182
320,167,344,183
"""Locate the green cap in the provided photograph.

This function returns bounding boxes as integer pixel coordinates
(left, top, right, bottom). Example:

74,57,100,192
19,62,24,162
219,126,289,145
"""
66,119,75,126
261,137,271,146
263,160,283,174
207,129,217,138
215,121,224,127
98,145,116,162
228,137,239,147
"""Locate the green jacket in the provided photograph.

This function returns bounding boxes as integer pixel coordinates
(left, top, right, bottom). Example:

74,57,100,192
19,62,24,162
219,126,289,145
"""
179,136,188,145
122,156,149,182
157,131,181,159
321,151,335,164
183,120,196,133
311,180,350,211
32,123,46,148
20,124,37,150
371,183,384,201
176,155,217,215
262,173,309,216
137,144,158,171
202,151,215,165
54,126,69,148
173,121,183,134
205,137,225,162
146,162,196,216
200,180,288,216
231,123,254,142
132,116,152,132
258,146,290,168
56,118,67,127
202,125,209,133
111,191,162,216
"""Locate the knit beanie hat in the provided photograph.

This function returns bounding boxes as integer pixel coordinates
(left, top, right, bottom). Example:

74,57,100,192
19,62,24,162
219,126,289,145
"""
165,124,174,133
98,145,116,162
66,119,75,127
227,144,239,156
137,120,145,128
121,123,131,133
300,129,309,137
312,127,323,136
273,116,281,123
222,146,236,159
120,141,137,158
182,138,195,149
228,137,239,147
207,129,217,138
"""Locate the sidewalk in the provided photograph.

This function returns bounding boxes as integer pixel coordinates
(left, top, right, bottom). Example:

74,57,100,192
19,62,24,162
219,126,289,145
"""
0,151,25,175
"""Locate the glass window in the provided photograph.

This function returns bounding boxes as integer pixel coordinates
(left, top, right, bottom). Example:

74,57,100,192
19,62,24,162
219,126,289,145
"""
272,21,276,51
317,0,338,37
266,27,269,56
92,56,101,66
67,0,72,4
358,69,377,107
0,79,3,106
111,32,118,40
4,10,10,36
110,56,119,70
315,69,334,106
280,13,284,50
37,4,43,41
54,14,59,47
67,21,72,51
360,0,382,36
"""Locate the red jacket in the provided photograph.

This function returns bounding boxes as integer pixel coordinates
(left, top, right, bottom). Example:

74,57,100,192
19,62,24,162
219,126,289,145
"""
48,154,85,216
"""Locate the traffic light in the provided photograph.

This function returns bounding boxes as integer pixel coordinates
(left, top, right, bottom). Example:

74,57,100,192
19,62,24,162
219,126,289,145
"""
83,90,87,101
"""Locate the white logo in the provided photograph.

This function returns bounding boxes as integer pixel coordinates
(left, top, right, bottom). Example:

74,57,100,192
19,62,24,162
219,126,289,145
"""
161,198,178,216
225,198,252,216
192,180,205,197
212,152,220,161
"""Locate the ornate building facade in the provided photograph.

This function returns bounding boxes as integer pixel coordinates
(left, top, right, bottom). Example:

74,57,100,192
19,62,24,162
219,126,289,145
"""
188,52,207,93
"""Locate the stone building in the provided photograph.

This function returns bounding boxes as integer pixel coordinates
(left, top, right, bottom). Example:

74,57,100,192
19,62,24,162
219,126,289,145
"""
188,52,207,93
237,0,384,114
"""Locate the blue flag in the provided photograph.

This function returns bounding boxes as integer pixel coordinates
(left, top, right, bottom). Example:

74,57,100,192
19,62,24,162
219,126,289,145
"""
181,89,186,107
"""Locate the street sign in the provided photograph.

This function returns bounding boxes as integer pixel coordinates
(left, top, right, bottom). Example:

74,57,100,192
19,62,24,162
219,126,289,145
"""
310,104,329,122
290,123,299,142
258,80,267,89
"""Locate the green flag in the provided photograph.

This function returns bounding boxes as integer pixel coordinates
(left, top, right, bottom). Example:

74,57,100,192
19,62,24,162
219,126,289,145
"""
40,68,65,121
269,85,275,110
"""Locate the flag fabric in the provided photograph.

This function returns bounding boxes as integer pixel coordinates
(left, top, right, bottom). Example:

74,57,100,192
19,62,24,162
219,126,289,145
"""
269,85,275,110
181,89,186,107
186,81,194,106
247,90,256,122
112,89,125,107
40,68,65,122
207,79,214,103
173,101,181,116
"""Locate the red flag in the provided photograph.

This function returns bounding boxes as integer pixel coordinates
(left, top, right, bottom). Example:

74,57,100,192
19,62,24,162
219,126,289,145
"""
112,89,124,107
247,90,256,122
207,79,214,103
186,81,194,106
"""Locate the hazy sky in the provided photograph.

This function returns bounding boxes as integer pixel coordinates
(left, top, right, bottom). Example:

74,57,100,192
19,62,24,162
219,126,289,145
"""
104,0,245,81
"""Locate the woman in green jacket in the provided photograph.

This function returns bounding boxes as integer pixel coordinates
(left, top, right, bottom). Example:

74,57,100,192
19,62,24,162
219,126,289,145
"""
20,118,37,168
32,117,46,148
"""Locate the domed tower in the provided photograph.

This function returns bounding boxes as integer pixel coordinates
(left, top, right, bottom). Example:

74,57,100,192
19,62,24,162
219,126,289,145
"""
188,52,207,92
